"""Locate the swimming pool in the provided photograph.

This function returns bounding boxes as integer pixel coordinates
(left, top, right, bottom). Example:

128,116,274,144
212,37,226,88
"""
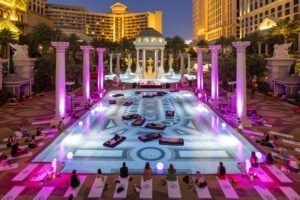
33,90,259,174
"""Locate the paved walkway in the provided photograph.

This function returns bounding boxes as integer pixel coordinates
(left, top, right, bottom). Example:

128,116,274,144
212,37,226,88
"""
0,87,299,199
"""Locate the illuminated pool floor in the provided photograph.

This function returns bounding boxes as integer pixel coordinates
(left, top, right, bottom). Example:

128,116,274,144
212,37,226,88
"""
33,90,259,174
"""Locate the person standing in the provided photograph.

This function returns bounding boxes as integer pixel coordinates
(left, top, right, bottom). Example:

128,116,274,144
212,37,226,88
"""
70,169,80,188
167,163,177,181
143,162,152,181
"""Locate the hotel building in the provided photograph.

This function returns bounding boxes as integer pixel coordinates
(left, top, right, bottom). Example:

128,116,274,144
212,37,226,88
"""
45,2,162,42
193,0,300,42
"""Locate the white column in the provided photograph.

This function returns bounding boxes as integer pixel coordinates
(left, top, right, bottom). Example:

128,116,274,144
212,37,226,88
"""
168,54,173,72
51,42,69,120
80,45,92,102
209,45,221,101
187,54,191,75
179,54,184,77
109,53,113,74
160,48,165,73
135,48,141,73
197,48,205,91
115,53,121,76
126,54,131,73
142,49,146,77
233,41,251,127
154,49,158,75
96,48,105,92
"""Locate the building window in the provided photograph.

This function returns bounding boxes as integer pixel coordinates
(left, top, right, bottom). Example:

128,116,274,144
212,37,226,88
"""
278,5,282,10
285,9,290,15
271,8,275,13
294,0,299,4
285,3,290,8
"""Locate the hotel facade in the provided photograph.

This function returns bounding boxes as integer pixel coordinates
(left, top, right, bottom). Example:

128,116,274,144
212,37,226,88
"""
45,2,162,42
193,0,300,42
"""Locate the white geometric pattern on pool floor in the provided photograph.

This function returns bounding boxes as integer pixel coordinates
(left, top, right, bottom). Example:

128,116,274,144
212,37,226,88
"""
33,89,259,174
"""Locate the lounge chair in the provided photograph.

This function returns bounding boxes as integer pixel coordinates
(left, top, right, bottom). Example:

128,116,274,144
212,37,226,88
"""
103,136,126,148
135,91,141,94
138,132,162,142
142,94,155,98
157,91,167,96
122,115,133,120
169,89,179,92
112,93,124,97
132,118,146,126
159,137,184,145
166,110,175,117
109,99,117,104
145,123,166,130
123,101,133,106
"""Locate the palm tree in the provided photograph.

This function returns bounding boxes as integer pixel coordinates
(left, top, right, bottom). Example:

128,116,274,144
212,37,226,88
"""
215,36,235,56
0,28,16,59
197,39,208,48
270,18,300,44
242,31,265,54
67,33,81,64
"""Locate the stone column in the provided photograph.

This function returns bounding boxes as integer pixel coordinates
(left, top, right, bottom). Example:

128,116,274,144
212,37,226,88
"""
154,49,158,75
233,41,251,127
109,53,113,74
258,42,262,56
51,42,69,122
160,48,165,73
80,46,92,102
96,48,105,92
187,54,191,75
209,45,221,101
126,54,131,74
168,54,173,72
179,54,185,77
115,53,121,76
265,44,269,56
135,48,141,73
197,48,205,91
142,49,146,76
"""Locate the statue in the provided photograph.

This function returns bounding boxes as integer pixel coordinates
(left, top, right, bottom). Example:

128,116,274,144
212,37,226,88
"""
9,44,29,59
273,43,292,58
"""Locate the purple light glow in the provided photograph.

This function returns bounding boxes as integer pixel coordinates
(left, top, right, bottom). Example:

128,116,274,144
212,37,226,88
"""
67,152,73,159
59,95,65,119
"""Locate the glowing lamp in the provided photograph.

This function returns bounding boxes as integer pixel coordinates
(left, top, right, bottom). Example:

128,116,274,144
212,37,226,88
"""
78,121,83,126
91,109,95,114
67,152,73,159
255,152,262,159
198,93,202,98
246,159,250,174
156,162,164,170
221,122,226,128
99,93,103,98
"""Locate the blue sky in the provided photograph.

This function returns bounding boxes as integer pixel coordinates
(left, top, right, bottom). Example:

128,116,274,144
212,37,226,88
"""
47,0,193,39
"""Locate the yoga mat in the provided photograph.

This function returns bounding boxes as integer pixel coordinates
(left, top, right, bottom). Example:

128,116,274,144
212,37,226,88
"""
1,186,25,200
63,175,86,198
253,185,276,200
0,163,19,172
41,128,58,134
33,186,55,200
32,120,51,125
255,167,274,182
30,164,52,182
217,177,239,199
265,165,292,183
279,186,300,200
113,176,129,199
0,144,7,149
12,163,38,181
88,176,107,198
192,177,212,199
167,179,182,199
140,176,153,199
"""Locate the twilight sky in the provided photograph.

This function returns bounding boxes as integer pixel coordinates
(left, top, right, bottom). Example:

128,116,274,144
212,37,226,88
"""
47,0,193,40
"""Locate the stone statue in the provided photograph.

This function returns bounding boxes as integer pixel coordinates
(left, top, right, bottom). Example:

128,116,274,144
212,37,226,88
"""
273,43,292,58
9,44,29,59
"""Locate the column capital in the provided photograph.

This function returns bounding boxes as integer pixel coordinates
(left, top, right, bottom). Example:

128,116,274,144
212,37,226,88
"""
154,49,159,53
115,53,121,58
127,54,131,57
209,45,221,53
179,53,184,57
169,54,173,57
96,48,106,54
80,45,92,53
187,54,191,57
197,48,205,54
232,41,251,53
109,53,113,57
51,42,69,53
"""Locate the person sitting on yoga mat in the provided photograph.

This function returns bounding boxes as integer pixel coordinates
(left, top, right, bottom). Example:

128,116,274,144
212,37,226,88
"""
143,162,152,181
70,169,80,188
28,135,38,149
10,143,28,157
194,171,207,188
7,135,15,148
167,163,177,181
120,162,129,178
265,153,274,164
217,162,227,179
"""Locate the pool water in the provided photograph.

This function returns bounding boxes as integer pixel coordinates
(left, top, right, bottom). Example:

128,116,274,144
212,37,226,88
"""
33,90,259,174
